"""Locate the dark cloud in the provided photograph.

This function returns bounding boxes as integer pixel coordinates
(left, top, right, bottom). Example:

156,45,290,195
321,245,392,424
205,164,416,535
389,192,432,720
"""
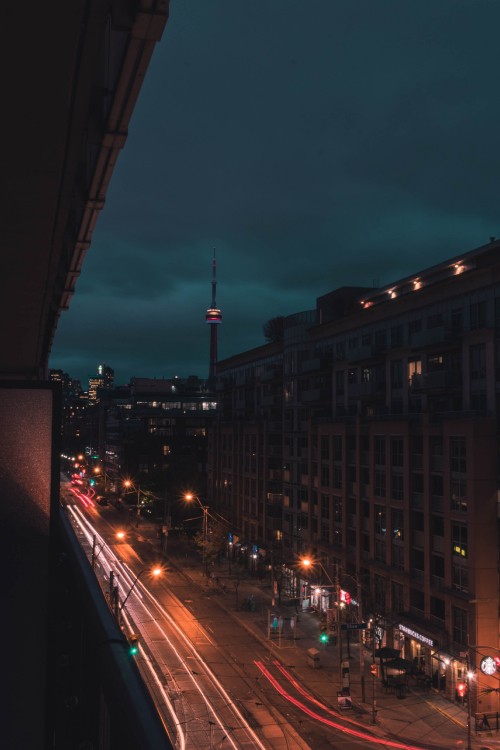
50,0,500,386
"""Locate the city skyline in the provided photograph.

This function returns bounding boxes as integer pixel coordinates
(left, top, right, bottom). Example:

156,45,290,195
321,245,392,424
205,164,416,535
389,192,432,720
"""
49,1,500,385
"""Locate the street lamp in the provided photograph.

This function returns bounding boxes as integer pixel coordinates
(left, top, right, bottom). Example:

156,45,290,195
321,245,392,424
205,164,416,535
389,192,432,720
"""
119,566,162,613
123,479,142,527
184,492,209,576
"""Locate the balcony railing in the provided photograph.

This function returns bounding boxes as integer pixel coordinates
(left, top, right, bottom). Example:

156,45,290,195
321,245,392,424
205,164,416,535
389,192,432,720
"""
56,509,174,750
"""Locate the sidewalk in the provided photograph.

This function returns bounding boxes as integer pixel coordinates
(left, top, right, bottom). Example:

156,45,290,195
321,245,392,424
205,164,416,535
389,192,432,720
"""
140,526,500,749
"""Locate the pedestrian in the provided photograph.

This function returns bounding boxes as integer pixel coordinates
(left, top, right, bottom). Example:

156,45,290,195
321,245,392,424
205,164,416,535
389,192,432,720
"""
480,714,491,730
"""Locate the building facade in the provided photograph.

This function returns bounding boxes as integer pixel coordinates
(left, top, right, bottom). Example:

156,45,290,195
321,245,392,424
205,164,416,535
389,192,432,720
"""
208,240,500,712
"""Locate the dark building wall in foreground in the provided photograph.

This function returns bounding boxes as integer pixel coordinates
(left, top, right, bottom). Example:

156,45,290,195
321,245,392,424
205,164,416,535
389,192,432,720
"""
0,383,59,747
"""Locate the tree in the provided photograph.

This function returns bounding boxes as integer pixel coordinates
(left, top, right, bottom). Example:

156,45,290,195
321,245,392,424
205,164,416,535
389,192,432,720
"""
193,516,228,569
263,316,285,343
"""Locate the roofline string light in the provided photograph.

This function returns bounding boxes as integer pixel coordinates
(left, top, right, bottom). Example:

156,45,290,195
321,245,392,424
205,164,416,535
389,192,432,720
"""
360,260,472,310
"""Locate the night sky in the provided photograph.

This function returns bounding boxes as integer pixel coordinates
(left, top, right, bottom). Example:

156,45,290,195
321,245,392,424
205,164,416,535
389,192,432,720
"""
49,1,500,387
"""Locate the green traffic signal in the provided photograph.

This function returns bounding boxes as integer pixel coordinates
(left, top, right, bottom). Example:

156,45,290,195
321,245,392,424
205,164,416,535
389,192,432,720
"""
319,632,329,643
128,633,140,656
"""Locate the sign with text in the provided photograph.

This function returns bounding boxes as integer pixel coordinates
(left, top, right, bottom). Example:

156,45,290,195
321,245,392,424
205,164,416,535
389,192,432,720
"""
341,622,367,631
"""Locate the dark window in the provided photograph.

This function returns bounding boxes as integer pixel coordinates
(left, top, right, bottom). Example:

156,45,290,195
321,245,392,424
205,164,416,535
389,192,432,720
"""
470,343,486,378
408,319,422,335
333,465,342,489
451,308,462,332
374,575,386,612
452,563,468,593
321,435,330,460
412,549,424,571
390,360,403,389
427,313,443,329
375,540,386,563
430,597,445,621
333,496,342,523
392,544,404,570
431,474,443,496
374,436,385,465
428,354,444,371
392,582,404,612
391,437,404,467
335,370,345,395
450,437,466,473
391,473,404,501
374,471,386,497
321,494,330,519
333,435,342,461
413,511,424,531
321,464,330,487
470,300,486,330
361,333,372,345
431,555,444,578
431,515,444,536
451,478,467,513
391,325,403,348
374,330,386,349
348,368,357,384
452,606,468,645
410,588,424,613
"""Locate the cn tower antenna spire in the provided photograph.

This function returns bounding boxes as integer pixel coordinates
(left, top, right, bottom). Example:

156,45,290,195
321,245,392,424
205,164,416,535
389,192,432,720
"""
206,249,222,385
211,248,217,308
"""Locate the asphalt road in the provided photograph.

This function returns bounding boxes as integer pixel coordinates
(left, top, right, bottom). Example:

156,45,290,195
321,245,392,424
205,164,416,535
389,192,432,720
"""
64,483,431,750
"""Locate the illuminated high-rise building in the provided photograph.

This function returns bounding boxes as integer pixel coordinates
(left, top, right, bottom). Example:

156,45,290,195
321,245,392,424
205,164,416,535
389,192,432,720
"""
206,250,222,384
88,363,114,402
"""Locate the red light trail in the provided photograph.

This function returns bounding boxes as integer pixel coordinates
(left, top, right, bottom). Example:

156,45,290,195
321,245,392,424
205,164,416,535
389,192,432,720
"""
254,660,427,750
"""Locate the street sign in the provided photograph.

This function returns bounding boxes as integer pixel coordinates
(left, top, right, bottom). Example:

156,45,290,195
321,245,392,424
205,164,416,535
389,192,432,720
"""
341,622,367,631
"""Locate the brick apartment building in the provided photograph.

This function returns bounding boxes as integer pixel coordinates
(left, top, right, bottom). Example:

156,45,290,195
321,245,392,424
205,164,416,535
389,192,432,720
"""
208,239,500,712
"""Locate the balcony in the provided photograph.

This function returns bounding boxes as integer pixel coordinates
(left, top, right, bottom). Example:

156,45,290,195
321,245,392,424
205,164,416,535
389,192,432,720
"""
348,381,385,399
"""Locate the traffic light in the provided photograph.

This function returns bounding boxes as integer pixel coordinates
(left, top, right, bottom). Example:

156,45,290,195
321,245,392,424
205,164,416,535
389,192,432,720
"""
456,681,467,699
370,663,377,676
319,632,329,644
128,633,140,656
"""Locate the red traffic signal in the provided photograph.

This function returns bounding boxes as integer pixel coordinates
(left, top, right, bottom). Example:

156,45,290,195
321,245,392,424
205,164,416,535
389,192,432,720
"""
456,681,467,698
370,663,377,676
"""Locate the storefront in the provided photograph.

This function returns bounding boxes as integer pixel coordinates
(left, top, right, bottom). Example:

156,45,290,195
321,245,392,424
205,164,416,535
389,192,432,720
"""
395,621,458,700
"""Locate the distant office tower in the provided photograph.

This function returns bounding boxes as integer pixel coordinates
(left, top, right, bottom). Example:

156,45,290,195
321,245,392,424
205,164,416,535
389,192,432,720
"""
206,250,222,384
89,363,114,402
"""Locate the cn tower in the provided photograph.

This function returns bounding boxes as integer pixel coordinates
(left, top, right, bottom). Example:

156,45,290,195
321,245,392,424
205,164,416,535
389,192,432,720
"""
206,249,222,384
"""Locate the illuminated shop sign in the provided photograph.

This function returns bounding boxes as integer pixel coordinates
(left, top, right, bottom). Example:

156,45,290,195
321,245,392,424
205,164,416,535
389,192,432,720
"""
398,624,435,648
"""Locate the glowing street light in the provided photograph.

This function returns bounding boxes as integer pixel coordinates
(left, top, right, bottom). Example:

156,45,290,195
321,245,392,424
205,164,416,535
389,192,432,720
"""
120,566,162,613
123,479,142,527
184,492,209,576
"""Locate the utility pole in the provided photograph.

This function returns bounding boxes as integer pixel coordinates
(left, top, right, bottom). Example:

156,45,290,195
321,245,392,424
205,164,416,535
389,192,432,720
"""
136,487,141,527
466,648,472,750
